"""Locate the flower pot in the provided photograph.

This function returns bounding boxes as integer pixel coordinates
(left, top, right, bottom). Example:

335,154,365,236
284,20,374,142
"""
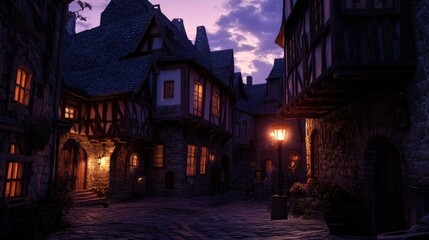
324,213,352,235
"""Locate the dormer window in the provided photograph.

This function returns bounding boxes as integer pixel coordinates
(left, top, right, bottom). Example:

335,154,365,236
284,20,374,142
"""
64,106,77,119
142,35,163,52
13,67,32,106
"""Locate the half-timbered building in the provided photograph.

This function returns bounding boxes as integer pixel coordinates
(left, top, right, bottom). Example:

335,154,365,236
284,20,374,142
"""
60,0,235,197
0,0,72,227
277,0,429,235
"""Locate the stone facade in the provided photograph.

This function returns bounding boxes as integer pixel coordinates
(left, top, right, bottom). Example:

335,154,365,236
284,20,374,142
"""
0,0,70,202
305,0,429,230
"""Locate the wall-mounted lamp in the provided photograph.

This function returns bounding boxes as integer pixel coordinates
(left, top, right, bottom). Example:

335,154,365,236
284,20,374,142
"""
130,153,138,167
289,153,299,173
98,155,102,165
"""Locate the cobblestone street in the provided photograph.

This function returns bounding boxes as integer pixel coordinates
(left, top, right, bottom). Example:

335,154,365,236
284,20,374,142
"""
48,192,375,240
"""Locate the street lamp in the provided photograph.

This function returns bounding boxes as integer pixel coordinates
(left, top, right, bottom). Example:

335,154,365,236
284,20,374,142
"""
270,123,288,220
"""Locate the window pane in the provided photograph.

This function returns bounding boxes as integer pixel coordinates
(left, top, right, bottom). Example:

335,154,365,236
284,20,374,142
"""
193,82,203,116
154,144,164,167
200,147,208,174
186,145,197,176
163,81,174,99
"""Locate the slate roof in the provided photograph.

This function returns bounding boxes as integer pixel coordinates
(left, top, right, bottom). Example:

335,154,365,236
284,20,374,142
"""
63,0,223,97
63,56,152,97
236,83,280,115
211,50,234,87
267,58,285,80
236,58,284,115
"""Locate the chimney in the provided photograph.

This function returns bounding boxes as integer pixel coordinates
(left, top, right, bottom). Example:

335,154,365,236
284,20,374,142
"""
195,26,211,60
66,12,76,36
172,18,188,39
246,76,253,86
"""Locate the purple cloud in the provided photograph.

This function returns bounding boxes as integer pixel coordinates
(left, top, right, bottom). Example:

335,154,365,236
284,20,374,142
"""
208,0,283,83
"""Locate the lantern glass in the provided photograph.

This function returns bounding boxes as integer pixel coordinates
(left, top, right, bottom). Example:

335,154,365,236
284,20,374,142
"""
271,124,287,141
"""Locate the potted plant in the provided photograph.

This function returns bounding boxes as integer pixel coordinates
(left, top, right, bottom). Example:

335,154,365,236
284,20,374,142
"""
315,181,354,235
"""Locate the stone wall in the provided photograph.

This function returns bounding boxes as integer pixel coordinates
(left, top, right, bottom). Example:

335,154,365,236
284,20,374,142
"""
0,0,69,202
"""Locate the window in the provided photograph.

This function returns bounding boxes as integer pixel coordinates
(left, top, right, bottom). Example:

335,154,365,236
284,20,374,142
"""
199,147,208,175
151,37,163,50
186,144,197,176
130,154,139,167
345,0,366,9
193,82,203,116
13,67,32,106
64,106,77,119
142,35,163,52
209,153,215,163
163,81,174,99
154,144,164,168
374,0,393,9
313,0,324,34
211,89,220,118
5,145,30,200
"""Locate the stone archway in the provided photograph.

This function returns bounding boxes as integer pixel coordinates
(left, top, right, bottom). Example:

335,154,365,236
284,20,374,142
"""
58,139,88,191
364,136,405,234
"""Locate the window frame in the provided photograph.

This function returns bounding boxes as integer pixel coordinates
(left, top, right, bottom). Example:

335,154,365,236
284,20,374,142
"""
13,66,32,106
193,81,204,117
153,144,164,168
186,144,197,176
199,147,208,175
64,105,77,120
211,88,220,119
163,80,175,99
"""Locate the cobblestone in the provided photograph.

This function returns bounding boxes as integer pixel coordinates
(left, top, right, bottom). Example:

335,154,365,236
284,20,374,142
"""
48,192,375,240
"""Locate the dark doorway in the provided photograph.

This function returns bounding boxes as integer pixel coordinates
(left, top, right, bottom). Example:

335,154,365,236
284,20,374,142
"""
58,139,87,191
165,171,174,190
221,156,230,192
370,138,405,233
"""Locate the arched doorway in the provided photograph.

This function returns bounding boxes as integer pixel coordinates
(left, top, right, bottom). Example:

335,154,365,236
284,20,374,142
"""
366,137,405,233
221,156,230,192
58,139,87,191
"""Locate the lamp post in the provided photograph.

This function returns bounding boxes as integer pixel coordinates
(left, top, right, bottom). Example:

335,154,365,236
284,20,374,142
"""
270,123,288,220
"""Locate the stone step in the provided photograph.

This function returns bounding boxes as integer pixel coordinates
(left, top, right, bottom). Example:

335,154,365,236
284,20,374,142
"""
72,190,109,208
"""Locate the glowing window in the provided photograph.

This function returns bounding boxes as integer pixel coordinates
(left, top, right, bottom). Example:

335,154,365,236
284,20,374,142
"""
154,144,164,168
64,106,77,119
193,82,203,116
186,144,197,176
13,67,32,106
199,147,208,175
211,91,220,118
5,162,30,200
209,153,215,163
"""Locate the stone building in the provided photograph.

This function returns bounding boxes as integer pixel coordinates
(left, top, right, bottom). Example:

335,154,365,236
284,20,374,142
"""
276,0,428,234
234,59,306,195
0,0,72,225
59,0,235,197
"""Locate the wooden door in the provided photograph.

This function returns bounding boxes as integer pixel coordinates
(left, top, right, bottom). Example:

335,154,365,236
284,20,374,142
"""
74,147,87,190
58,139,87,191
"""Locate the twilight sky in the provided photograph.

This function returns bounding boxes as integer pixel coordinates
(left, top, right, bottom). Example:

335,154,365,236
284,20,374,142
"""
69,0,283,84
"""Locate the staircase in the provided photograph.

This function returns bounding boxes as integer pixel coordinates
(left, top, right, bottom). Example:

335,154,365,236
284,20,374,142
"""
72,190,109,208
